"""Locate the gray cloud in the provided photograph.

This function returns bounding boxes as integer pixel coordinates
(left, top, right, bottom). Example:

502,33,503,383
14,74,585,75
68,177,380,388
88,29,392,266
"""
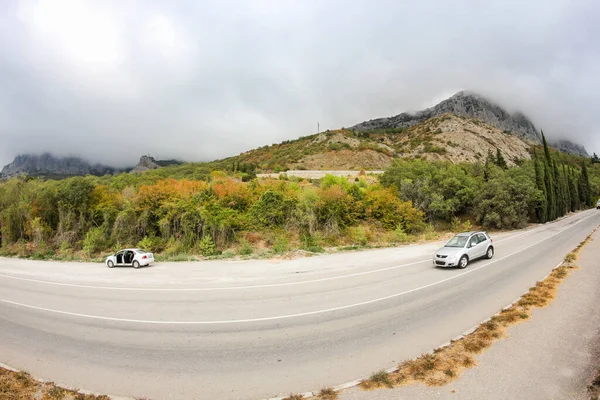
1,0,599,167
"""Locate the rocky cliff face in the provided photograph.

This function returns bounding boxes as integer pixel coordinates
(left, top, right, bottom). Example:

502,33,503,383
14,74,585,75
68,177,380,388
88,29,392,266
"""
548,139,589,157
130,155,161,173
351,91,543,143
130,155,183,173
0,153,119,178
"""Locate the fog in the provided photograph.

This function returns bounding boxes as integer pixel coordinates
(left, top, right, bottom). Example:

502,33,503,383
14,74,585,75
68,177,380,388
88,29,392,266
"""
1,0,599,167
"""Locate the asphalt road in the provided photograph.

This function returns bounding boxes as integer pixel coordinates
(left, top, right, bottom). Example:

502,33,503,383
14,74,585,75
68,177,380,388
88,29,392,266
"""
1,210,599,400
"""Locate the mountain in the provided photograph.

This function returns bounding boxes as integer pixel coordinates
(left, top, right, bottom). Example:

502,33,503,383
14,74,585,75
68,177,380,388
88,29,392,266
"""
234,113,533,171
0,153,122,179
548,139,589,157
130,155,183,173
351,91,542,143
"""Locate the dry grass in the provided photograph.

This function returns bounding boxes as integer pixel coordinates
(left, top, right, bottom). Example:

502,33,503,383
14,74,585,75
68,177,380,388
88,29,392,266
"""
283,395,305,400
316,387,338,400
359,370,394,390
359,228,597,391
0,367,110,400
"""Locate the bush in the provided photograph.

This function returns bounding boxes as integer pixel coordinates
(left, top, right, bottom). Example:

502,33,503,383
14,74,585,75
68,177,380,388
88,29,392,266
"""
199,235,217,256
474,170,538,229
238,239,253,255
137,235,162,252
394,225,410,243
301,233,324,252
273,235,289,254
350,226,369,246
82,227,106,256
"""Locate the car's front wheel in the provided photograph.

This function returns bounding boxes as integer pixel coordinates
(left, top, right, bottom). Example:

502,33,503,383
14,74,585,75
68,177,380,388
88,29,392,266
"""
132,260,141,269
107,260,115,268
486,247,494,259
458,255,469,269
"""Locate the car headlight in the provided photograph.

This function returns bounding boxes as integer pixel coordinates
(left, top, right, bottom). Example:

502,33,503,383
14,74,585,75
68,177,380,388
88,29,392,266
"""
447,254,458,261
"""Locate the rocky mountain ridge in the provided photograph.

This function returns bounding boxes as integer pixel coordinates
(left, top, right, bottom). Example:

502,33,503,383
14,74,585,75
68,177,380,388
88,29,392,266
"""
547,139,589,157
351,91,588,156
351,91,542,143
0,153,122,179
130,155,183,173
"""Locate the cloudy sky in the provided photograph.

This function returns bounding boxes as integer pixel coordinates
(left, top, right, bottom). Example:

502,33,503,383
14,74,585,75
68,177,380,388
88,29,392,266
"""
0,0,599,167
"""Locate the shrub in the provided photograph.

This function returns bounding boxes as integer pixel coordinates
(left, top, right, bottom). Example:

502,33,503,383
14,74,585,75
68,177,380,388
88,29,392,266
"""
351,226,369,246
137,235,162,252
273,235,289,254
238,239,253,255
199,235,217,256
82,227,106,256
251,190,294,227
394,225,410,243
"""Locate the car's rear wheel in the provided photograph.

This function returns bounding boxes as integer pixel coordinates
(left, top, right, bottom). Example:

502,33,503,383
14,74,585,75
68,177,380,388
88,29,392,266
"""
132,260,141,269
107,260,114,268
458,255,468,269
486,246,494,259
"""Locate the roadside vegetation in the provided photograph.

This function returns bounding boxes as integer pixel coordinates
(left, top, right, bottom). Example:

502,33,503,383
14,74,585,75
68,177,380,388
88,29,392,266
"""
0,368,109,400
0,129,598,261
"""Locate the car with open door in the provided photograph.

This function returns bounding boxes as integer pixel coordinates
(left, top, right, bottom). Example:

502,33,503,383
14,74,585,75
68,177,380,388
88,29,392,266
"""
105,248,154,269
433,231,494,269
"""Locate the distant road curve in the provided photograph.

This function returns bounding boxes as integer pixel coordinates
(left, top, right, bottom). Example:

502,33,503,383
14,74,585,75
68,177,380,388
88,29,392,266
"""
0,209,599,400
257,169,385,179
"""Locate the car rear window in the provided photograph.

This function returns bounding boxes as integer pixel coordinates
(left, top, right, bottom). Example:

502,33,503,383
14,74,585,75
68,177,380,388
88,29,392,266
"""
135,249,150,254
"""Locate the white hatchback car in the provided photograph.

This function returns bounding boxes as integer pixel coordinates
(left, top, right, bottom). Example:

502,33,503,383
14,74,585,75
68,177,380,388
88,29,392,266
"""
433,231,494,269
105,248,154,269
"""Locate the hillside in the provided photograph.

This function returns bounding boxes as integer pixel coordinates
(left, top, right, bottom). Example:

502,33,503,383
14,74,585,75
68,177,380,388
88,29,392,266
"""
351,91,542,143
234,113,533,171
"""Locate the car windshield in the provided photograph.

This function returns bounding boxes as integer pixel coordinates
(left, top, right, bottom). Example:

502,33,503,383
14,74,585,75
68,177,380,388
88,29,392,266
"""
445,235,469,248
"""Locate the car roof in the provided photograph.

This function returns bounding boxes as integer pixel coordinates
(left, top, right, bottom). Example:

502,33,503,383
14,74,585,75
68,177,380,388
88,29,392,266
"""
456,231,487,237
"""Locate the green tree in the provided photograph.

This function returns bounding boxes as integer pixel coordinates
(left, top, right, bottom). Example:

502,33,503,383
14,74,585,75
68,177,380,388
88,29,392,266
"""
533,151,547,222
495,148,508,169
578,161,592,207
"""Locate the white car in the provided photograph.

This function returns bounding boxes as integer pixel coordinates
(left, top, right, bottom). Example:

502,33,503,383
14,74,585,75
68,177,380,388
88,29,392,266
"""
433,231,494,269
105,248,154,269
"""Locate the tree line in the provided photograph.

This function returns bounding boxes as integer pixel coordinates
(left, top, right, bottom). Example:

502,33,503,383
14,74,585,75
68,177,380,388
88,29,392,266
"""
0,146,597,259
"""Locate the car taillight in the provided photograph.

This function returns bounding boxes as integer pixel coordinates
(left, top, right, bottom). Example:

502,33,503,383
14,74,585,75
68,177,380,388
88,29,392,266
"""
142,255,147,259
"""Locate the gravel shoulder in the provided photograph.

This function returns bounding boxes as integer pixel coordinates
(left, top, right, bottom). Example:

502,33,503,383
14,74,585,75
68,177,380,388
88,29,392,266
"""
340,226,600,400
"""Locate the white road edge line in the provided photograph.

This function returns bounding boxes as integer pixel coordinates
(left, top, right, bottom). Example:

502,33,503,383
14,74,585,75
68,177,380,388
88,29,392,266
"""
1,212,596,325
0,210,587,292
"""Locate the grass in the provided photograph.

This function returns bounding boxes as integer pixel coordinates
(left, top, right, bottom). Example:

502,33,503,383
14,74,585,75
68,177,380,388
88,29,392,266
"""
359,370,394,390
0,367,110,400
359,228,597,391
316,388,337,400
283,395,305,400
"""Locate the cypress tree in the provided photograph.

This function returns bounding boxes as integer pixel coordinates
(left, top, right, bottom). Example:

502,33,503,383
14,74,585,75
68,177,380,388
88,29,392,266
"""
544,161,556,220
578,161,591,207
533,150,547,222
495,148,508,169
560,164,572,214
552,161,564,217
569,167,580,210
541,130,552,163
